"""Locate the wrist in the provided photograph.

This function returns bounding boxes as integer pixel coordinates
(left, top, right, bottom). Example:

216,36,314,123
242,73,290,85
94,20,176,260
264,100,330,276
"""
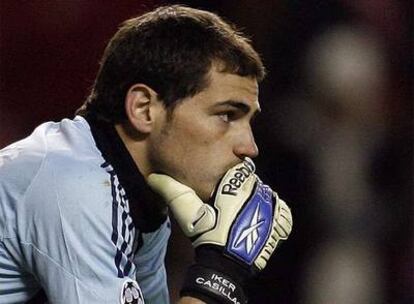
181,264,248,304
180,245,258,304
194,245,257,284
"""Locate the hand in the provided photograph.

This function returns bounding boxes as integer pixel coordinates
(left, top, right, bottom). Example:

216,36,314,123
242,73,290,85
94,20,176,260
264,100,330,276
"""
147,158,292,304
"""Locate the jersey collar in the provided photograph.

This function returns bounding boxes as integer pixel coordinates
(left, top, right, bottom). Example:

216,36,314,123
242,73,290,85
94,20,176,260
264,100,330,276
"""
83,114,168,233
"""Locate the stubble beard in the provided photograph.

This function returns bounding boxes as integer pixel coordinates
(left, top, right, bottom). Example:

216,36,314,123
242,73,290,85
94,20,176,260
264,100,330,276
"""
150,118,218,202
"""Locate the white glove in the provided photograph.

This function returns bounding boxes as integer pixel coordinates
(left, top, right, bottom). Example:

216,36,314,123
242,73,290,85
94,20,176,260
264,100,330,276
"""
147,157,292,270
148,158,292,304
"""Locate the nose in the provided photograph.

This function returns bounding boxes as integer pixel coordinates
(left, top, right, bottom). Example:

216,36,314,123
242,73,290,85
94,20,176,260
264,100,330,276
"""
234,127,259,159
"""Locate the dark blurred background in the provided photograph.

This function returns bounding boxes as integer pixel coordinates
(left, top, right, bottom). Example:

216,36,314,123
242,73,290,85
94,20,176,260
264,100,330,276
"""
0,1,412,303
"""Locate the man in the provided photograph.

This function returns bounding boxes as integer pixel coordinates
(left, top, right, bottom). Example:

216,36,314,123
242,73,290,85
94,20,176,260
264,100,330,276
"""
0,5,292,304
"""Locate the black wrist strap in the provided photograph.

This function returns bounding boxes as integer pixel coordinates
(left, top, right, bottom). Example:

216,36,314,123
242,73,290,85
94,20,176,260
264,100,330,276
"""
180,264,248,304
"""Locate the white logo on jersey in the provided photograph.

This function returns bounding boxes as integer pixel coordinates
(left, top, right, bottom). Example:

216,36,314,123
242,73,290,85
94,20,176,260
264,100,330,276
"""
234,205,264,254
120,279,144,304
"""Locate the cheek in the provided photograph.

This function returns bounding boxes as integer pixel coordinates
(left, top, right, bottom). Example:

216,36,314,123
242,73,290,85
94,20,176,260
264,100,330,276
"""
151,125,213,176
151,114,231,186
149,123,207,176
178,122,228,167
172,116,218,151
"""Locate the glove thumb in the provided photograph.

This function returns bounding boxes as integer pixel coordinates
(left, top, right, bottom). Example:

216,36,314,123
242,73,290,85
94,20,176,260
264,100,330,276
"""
147,174,216,237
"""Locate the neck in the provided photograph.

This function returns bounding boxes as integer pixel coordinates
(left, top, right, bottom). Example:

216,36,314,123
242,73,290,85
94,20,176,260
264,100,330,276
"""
114,123,151,178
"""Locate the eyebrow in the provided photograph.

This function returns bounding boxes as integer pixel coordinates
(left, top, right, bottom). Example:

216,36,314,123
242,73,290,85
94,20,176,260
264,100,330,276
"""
215,100,261,116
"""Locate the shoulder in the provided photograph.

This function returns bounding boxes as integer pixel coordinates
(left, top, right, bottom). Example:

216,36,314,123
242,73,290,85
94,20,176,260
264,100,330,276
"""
25,117,114,225
0,116,101,191
0,117,112,236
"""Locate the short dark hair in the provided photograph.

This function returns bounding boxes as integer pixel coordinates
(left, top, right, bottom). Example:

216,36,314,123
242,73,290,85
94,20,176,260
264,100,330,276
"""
77,5,265,122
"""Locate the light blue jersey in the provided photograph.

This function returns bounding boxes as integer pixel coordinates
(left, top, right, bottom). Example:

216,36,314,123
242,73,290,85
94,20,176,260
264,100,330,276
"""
0,116,171,303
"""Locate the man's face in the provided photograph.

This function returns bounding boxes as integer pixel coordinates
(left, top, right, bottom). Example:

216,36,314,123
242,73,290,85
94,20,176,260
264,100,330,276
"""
149,67,260,202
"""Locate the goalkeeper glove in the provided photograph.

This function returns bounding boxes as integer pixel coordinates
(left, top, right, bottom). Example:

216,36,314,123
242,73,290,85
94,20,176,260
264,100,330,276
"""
147,158,292,304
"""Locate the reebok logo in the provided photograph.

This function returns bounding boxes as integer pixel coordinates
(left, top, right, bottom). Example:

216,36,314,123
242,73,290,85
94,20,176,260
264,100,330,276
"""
221,160,255,196
226,182,273,265
234,204,264,254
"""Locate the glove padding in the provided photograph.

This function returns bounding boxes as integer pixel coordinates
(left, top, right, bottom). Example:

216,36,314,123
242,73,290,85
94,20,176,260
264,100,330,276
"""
147,158,292,271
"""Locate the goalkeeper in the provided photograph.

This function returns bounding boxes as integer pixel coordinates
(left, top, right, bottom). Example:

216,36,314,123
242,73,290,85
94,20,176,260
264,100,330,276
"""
0,5,292,304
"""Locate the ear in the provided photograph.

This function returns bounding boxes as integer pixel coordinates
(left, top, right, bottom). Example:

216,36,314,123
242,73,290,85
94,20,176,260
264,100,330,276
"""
124,84,161,133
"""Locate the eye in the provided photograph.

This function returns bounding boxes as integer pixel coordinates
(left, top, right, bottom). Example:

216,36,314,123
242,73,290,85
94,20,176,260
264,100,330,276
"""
219,113,231,122
218,110,241,123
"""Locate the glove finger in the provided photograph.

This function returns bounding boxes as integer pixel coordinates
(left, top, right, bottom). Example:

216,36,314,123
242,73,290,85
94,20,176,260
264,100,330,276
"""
276,199,293,226
275,212,292,238
279,205,292,221
148,173,216,237
274,221,290,239
274,199,292,239
147,173,194,202
279,210,293,230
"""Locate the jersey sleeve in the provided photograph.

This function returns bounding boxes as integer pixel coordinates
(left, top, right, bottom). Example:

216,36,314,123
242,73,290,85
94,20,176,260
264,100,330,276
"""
134,218,171,304
8,153,145,304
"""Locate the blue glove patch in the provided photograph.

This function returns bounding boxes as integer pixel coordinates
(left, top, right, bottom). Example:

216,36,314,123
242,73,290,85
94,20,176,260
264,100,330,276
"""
225,182,273,265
